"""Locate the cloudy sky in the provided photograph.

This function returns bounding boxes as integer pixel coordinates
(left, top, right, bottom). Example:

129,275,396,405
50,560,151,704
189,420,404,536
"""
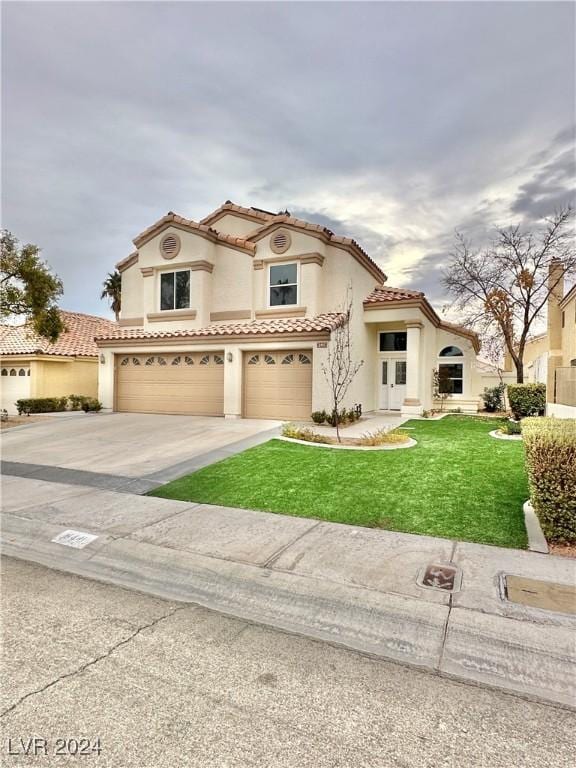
3,1,575,318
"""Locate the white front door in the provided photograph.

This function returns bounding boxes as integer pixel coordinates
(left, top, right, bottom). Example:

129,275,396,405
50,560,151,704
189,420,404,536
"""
379,358,406,410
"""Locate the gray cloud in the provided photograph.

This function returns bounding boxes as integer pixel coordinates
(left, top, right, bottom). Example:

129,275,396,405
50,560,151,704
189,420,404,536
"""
2,1,574,316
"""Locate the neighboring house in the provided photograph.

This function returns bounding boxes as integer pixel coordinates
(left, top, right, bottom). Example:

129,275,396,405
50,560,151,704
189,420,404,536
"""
95,201,486,419
0,311,117,414
522,262,576,418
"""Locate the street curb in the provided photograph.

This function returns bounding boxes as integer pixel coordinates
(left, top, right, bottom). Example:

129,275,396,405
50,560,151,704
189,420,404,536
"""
3,519,574,710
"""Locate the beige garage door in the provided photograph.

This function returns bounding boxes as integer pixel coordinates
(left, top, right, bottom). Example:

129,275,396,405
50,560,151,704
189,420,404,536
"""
243,350,312,420
116,353,224,416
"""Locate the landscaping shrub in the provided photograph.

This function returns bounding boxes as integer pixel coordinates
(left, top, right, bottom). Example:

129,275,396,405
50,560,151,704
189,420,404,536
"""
324,407,361,427
522,417,576,543
281,423,330,444
68,394,90,410
499,420,522,436
481,384,506,413
358,428,410,446
16,397,68,415
507,383,546,420
81,398,103,413
311,410,327,425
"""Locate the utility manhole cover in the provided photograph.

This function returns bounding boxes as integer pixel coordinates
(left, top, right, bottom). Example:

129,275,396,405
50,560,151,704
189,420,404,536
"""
417,563,461,593
504,575,576,615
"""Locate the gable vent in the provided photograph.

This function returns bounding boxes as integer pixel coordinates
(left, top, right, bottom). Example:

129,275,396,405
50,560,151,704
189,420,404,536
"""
270,229,291,254
160,233,181,259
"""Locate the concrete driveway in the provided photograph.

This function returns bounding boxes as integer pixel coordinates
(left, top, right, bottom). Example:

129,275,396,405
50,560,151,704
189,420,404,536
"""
1,412,280,477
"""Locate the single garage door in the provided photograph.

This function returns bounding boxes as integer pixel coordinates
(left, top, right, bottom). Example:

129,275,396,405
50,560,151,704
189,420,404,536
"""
243,350,312,420
116,352,224,415
1,365,31,414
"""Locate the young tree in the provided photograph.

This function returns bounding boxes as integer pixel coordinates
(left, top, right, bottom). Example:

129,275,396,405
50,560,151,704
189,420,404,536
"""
443,207,575,383
100,270,122,321
1,230,64,342
322,287,363,443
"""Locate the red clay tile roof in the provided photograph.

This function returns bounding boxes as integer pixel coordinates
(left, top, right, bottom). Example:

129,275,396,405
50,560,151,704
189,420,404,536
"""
0,311,117,358
247,214,387,283
363,286,424,303
94,313,346,343
363,286,480,352
132,212,256,253
200,201,277,226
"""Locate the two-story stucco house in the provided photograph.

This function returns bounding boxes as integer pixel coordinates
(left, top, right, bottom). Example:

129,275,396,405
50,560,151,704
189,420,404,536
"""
95,202,482,420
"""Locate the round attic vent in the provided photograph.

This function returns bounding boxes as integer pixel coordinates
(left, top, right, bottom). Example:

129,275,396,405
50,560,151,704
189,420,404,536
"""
160,233,181,259
270,229,291,254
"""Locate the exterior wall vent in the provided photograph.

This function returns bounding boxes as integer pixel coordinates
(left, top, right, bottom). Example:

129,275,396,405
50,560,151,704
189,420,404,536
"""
270,229,291,254
160,233,181,259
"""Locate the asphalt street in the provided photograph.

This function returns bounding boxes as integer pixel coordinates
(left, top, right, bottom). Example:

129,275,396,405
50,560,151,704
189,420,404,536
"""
1,557,574,768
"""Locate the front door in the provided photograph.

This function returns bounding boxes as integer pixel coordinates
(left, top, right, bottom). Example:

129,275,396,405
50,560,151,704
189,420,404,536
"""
379,358,406,410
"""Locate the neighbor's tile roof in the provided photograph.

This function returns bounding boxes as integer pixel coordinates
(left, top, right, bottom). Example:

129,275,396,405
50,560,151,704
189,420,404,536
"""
94,313,346,343
363,286,424,303
132,212,256,252
0,311,117,357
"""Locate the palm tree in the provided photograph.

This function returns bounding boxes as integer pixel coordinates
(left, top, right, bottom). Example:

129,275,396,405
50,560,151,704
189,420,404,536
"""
100,270,122,321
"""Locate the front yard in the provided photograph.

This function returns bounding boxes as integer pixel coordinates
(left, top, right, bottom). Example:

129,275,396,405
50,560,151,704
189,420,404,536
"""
150,416,529,548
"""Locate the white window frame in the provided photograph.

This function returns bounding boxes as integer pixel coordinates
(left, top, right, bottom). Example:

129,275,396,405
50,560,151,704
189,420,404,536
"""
158,268,191,312
377,330,408,353
437,347,465,397
267,261,299,308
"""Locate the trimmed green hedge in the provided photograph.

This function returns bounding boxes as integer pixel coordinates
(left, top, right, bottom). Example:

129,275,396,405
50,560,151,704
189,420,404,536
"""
507,383,546,420
16,397,68,415
523,417,576,543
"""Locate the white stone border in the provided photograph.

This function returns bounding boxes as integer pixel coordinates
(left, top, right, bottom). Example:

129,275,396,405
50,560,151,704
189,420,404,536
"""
489,429,522,441
523,500,549,554
277,436,417,451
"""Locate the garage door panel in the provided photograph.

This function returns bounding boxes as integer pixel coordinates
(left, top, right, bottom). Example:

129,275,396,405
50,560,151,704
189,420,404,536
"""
115,353,224,416
243,350,312,420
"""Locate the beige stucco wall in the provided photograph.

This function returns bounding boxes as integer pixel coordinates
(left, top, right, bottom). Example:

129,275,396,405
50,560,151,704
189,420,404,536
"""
32,358,98,399
208,213,262,237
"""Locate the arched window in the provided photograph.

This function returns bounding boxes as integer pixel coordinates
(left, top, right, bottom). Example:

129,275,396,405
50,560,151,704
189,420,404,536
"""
18,369,26,376
9,369,16,376
1,369,7,376
439,346,463,357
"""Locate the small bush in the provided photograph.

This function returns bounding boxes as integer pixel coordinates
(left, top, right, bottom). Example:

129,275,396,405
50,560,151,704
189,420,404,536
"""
281,423,329,444
81,398,102,413
16,397,68,415
499,420,522,436
358,428,410,446
522,417,576,543
481,384,506,413
323,407,361,427
507,383,546,420
69,394,90,410
311,410,327,425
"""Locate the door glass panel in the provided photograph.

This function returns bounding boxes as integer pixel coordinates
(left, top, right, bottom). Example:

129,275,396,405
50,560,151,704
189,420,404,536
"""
382,361,388,385
395,361,407,385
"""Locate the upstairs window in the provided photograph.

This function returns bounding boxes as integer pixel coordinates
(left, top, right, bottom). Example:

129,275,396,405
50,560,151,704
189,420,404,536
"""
269,263,297,306
160,270,190,311
379,332,407,352
439,346,463,357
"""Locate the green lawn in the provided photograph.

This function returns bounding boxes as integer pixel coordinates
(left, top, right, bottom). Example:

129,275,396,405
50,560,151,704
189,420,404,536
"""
150,416,529,548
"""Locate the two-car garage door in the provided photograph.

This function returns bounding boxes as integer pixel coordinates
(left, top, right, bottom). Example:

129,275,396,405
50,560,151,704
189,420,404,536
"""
115,349,313,420
115,353,225,416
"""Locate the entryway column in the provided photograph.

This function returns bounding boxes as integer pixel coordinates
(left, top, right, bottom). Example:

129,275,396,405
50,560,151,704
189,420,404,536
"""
402,322,423,415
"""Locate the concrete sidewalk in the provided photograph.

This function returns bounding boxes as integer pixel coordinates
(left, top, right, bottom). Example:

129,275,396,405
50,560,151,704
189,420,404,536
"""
2,475,575,709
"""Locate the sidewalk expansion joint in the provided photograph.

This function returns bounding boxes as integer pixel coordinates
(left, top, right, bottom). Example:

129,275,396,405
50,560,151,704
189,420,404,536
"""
261,521,323,570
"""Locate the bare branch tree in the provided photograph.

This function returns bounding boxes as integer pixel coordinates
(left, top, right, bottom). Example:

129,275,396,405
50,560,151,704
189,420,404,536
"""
443,207,575,382
322,286,363,443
